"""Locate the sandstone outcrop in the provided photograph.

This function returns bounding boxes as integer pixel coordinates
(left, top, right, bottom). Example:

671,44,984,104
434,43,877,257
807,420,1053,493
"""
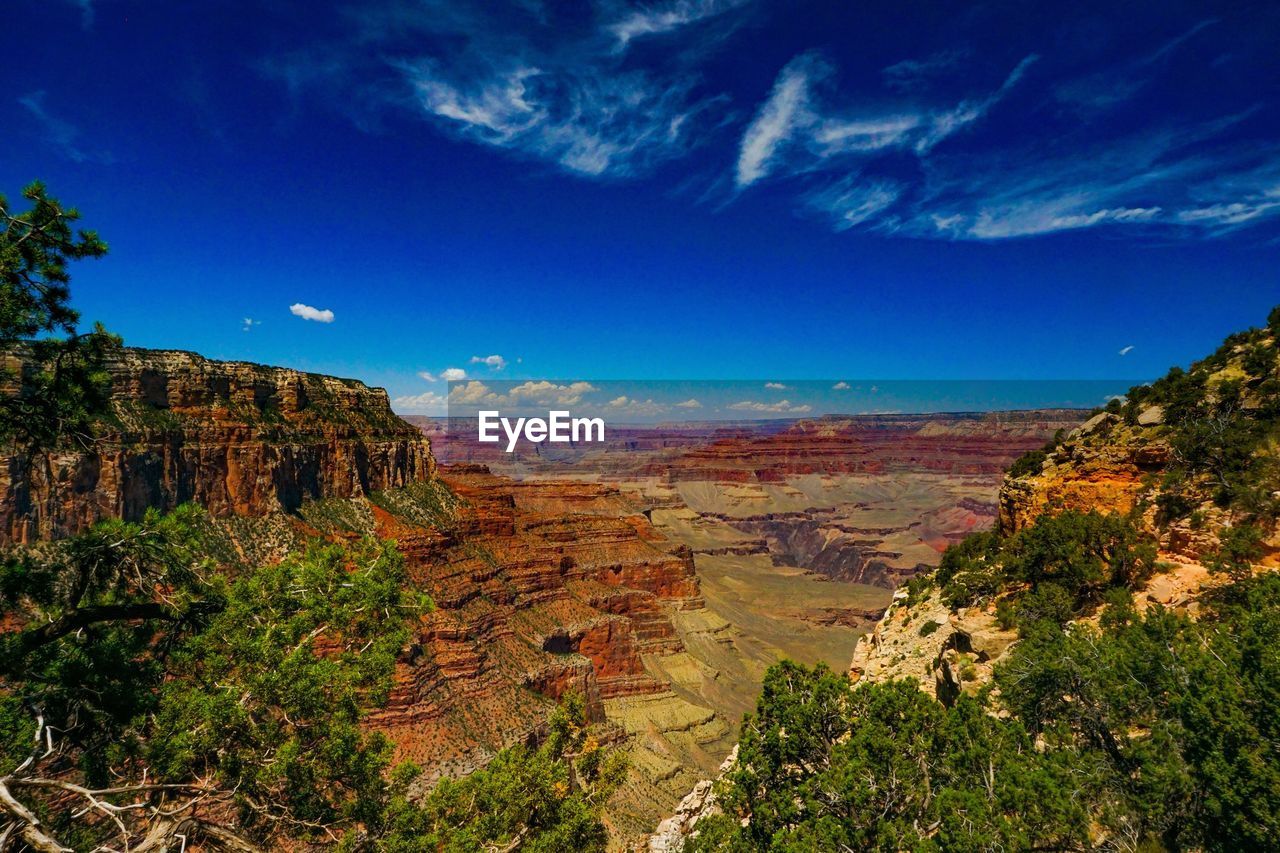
0,347,432,543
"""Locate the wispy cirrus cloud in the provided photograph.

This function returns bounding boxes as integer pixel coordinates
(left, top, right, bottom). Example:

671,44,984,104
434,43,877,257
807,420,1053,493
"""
1054,19,1219,115
734,52,1036,189
18,91,109,163
605,0,750,51
903,114,1276,240
739,33,1280,241
882,47,971,93
266,1,741,180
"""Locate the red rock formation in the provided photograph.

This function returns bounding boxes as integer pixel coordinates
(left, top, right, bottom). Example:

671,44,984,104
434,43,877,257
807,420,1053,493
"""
356,465,704,776
0,348,432,543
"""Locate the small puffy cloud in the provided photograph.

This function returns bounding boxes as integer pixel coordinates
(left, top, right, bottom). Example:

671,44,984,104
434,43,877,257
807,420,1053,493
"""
728,399,813,414
290,303,334,323
832,381,850,390
607,396,669,416
470,354,508,370
764,381,789,390
449,381,500,406
510,380,596,405
1119,345,1135,356
675,398,702,408
391,390,449,415
241,317,260,333
419,368,468,382
452,380,598,408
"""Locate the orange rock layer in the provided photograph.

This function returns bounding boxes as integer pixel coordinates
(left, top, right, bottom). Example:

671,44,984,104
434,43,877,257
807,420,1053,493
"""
0,348,432,543
365,465,703,779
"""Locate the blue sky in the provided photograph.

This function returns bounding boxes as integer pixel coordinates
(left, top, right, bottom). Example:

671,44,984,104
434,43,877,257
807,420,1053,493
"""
2,0,1278,415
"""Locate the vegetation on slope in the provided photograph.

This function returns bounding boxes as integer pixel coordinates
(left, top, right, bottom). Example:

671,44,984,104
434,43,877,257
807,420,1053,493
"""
689,573,1280,852
0,184,626,851
690,308,1280,852
936,509,1158,630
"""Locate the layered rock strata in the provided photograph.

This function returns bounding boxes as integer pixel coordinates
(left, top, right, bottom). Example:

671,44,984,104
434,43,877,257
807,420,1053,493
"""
0,347,432,543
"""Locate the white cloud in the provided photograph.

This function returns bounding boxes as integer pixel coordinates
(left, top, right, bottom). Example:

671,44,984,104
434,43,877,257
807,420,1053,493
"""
419,367,470,382
289,303,335,323
736,53,1034,192
806,177,902,230
242,317,261,333
676,398,702,408
470,354,508,370
607,0,749,50
813,115,920,156
736,54,817,187
449,380,500,406
751,45,1280,241
1055,19,1218,115
392,390,449,415
728,399,812,414
882,48,971,93
952,205,1162,241
261,1,739,181
764,381,788,390
508,380,596,405
912,55,1038,154
607,395,669,416
832,381,850,390
451,380,599,408
1119,345,1135,356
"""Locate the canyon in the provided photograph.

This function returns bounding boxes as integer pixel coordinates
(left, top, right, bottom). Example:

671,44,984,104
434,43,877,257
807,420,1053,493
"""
0,348,1084,848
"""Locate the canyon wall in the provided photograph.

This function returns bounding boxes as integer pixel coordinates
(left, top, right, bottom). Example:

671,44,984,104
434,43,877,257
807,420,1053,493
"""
0,347,433,543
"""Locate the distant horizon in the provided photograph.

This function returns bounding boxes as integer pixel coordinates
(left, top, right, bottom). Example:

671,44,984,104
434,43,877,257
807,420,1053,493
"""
405,378,1145,423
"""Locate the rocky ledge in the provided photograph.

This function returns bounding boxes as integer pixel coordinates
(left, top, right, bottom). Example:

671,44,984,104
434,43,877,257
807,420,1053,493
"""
0,347,433,543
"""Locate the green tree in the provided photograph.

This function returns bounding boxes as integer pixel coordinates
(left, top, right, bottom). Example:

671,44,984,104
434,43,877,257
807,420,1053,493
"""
369,693,627,852
0,511,438,851
690,663,1086,852
0,182,119,455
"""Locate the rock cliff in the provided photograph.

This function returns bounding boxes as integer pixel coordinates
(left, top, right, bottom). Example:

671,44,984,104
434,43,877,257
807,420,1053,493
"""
0,347,433,543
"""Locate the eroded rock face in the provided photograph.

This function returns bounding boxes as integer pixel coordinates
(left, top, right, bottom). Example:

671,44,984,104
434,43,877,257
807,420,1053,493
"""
0,348,433,543
359,465,706,783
